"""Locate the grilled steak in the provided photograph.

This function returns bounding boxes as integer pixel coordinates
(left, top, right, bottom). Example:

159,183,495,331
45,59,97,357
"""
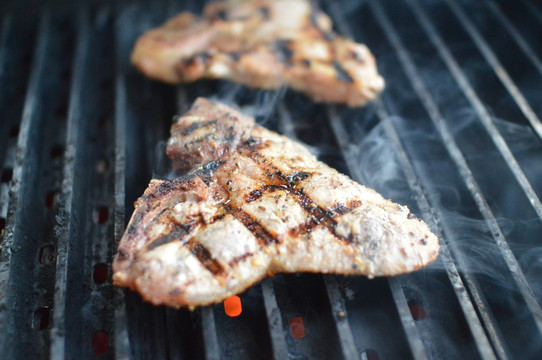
131,0,385,107
113,98,439,308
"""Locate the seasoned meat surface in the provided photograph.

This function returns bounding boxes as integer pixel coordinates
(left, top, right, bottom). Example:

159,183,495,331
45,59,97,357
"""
131,0,385,107
113,98,439,308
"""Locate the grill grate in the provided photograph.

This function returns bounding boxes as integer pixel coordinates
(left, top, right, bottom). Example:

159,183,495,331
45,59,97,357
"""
1,0,542,359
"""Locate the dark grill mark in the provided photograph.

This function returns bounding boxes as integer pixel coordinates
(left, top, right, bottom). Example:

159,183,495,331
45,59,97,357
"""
246,189,263,202
169,288,183,296
351,49,365,63
184,133,216,146
147,224,191,251
189,242,225,276
182,120,217,135
233,209,279,246
333,61,354,83
239,137,269,153
215,9,228,21
331,200,362,216
259,6,270,20
288,194,362,242
286,172,311,185
182,57,196,66
228,51,241,61
230,252,253,267
199,51,212,64
195,160,226,180
117,249,128,261
298,190,337,230
233,145,358,242
275,40,294,67
182,52,212,67
323,32,335,41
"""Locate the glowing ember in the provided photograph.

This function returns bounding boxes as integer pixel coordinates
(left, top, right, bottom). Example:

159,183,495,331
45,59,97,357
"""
289,316,306,339
224,295,242,317
91,331,108,355
93,263,108,284
407,300,426,321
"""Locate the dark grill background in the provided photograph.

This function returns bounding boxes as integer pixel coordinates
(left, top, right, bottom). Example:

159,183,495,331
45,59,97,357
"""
1,0,542,359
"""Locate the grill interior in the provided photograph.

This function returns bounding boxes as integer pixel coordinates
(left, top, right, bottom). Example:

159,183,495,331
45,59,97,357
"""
1,0,542,359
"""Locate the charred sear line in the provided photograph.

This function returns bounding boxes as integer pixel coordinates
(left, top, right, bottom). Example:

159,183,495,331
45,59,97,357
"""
246,189,263,202
259,6,270,20
330,200,362,216
182,120,218,135
147,224,192,251
230,252,253,267
232,209,279,246
286,171,311,185
275,40,294,67
333,61,354,83
293,190,354,244
188,242,225,276
195,160,226,181
116,249,129,261
298,190,336,228
182,51,213,66
239,137,270,154
228,51,241,61
214,9,228,21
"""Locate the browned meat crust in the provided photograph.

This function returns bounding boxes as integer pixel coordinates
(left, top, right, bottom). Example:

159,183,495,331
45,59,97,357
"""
112,98,439,308
131,0,385,107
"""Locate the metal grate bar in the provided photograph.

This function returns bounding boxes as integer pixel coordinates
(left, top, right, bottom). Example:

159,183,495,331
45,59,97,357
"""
324,106,428,360
327,3,438,358
0,15,24,247
0,147,13,232
261,278,290,360
405,0,542,223
51,3,118,358
329,94,495,359
327,1,497,358
387,277,428,360
405,0,542,336
201,306,220,360
372,102,498,360
276,103,358,360
49,7,89,358
176,86,221,360
485,1,542,78
372,100,502,360
371,0,542,352
0,16,14,166
326,3,489,358
444,0,542,142
0,13,36,168
0,12,55,358
113,4,132,359
0,17,13,233
323,275,359,360
520,0,542,25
